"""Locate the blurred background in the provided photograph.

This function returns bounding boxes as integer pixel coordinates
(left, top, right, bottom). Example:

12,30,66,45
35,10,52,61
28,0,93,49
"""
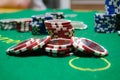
44,0,104,10
0,0,104,12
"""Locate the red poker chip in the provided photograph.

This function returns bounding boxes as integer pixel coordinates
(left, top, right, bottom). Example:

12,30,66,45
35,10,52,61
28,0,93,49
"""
72,37,108,56
6,38,36,54
45,19,71,26
46,24,73,30
47,52,74,57
32,36,51,50
46,38,72,49
44,45,73,53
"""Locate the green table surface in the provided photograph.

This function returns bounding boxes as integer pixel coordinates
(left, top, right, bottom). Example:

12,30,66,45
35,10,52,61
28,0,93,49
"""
0,9,120,80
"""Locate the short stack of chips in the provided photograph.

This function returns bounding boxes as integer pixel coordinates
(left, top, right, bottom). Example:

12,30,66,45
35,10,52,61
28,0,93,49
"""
44,38,74,57
16,18,32,32
0,19,17,30
31,15,53,35
45,19,74,39
46,12,64,19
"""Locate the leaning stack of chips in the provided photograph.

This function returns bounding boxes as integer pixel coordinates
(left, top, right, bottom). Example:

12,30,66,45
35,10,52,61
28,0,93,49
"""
45,19,74,39
94,0,120,33
31,15,53,35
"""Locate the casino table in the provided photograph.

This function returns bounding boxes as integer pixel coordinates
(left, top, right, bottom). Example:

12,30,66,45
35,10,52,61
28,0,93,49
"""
0,9,120,80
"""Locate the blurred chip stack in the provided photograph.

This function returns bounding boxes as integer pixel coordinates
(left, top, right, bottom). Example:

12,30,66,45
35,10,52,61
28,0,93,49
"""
0,19,17,30
94,0,120,33
31,15,53,35
16,18,32,32
105,0,120,14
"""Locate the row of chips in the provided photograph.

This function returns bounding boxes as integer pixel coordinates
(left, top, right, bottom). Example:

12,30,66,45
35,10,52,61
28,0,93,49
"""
0,12,87,33
6,36,108,57
0,18,32,32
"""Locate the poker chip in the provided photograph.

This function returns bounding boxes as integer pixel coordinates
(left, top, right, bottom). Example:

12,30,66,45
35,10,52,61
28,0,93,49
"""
45,12,64,19
45,19,71,26
117,30,120,36
32,36,51,50
46,38,72,49
45,46,73,53
72,37,108,56
6,38,36,54
46,24,73,30
71,21,88,30
47,52,74,57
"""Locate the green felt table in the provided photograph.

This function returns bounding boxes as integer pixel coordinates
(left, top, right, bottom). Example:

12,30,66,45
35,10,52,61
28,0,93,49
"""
0,9,120,80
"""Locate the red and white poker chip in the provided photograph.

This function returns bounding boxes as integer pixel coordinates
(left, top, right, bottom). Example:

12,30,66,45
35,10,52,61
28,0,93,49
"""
32,36,51,50
72,37,108,56
45,19,71,26
46,24,73,30
47,52,74,57
44,46,73,53
6,38,36,54
46,38,72,49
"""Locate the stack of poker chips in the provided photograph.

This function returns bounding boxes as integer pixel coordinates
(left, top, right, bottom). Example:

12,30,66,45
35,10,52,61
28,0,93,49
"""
44,38,74,57
45,19,74,39
31,15,53,35
16,18,32,32
105,0,120,14
94,13,116,33
94,0,120,33
0,19,17,30
45,12,64,19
